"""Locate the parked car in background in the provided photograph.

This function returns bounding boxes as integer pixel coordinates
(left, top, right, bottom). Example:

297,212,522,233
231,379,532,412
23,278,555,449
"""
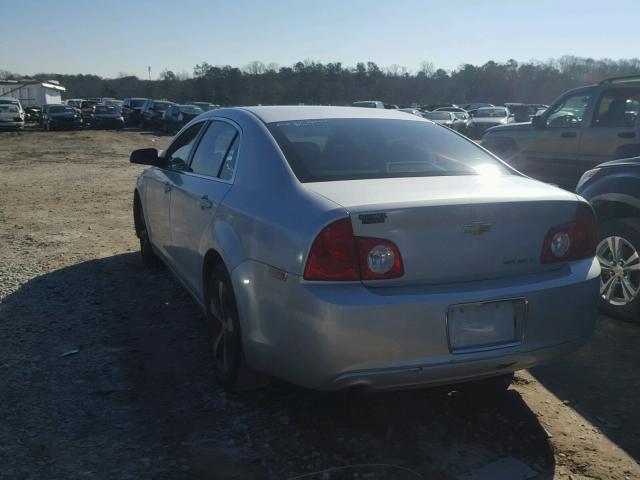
463,107,514,139
43,105,83,130
384,103,399,109
423,110,465,130
577,156,640,320
0,104,25,130
435,106,467,114
80,100,99,124
103,99,124,109
459,102,494,111
122,97,148,127
423,103,458,111
352,100,385,109
0,96,25,120
90,104,124,130
130,106,598,392
398,108,424,117
482,75,640,190
40,104,66,127
140,99,176,129
24,106,42,123
65,99,84,109
163,104,204,133
186,101,219,111
436,107,470,123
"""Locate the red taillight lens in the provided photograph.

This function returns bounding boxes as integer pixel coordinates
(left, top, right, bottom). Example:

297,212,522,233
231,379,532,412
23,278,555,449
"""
303,218,404,281
540,204,597,263
303,218,359,281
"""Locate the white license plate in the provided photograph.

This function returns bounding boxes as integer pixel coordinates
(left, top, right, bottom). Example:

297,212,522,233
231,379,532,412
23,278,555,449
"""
447,300,526,353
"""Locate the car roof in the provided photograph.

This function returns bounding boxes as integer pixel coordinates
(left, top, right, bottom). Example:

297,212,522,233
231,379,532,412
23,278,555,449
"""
236,105,427,123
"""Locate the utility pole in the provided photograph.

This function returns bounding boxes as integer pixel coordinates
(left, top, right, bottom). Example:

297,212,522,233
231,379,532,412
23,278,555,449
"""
148,66,151,81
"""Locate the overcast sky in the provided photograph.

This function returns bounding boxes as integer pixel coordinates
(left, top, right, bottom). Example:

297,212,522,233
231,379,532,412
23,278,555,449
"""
3,0,639,79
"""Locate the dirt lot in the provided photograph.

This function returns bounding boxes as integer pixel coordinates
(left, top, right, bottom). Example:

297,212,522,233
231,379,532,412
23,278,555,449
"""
1,129,639,480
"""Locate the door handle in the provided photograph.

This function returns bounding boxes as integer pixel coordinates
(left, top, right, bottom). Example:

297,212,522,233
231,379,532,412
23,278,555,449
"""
561,132,577,138
163,182,172,193
618,131,636,139
199,196,213,209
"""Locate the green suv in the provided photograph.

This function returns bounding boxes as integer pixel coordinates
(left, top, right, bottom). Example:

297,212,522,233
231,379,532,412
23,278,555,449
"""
482,75,640,190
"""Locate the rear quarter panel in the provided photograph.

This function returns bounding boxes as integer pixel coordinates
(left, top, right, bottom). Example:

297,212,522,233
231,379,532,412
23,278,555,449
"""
214,110,346,276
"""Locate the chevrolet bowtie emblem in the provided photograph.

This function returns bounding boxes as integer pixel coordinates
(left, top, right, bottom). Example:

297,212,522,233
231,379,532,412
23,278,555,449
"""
463,223,493,235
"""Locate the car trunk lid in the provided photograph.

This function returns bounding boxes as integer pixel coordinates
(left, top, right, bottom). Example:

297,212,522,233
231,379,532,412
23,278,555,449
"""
304,175,581,286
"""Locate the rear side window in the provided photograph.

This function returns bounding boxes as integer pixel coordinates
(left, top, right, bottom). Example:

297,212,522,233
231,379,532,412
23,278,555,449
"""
189,121,239,178
593,89,640,128
267,118,508,183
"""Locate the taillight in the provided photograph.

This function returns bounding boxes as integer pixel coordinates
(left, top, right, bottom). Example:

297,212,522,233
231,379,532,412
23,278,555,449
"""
540,204,597,263
303,218,404,281
303,218,359,281
356,238,403,280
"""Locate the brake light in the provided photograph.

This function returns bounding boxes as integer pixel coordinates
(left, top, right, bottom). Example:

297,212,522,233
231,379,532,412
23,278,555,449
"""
303,218,404,281
303,218,359,281
540,204,596,263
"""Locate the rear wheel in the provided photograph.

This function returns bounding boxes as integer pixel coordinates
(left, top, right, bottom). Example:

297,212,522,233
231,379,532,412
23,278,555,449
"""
597,218,640,321
206,264,269,391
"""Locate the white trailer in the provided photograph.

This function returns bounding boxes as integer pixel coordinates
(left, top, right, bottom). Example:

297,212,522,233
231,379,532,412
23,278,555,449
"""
0,80,66,107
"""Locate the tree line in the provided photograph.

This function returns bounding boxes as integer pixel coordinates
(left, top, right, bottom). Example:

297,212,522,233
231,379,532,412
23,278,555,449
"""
3,56,640,107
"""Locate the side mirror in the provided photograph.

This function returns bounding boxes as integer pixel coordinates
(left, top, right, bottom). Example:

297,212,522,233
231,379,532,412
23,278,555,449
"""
531,115,545,129
130,148,164,166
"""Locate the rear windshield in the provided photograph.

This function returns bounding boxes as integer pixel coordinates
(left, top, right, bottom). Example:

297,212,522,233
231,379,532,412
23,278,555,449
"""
267,118,509,183
95,105,117,113
0,105,18,113
131,99,146,107
473,108,508,118
50,106,74,113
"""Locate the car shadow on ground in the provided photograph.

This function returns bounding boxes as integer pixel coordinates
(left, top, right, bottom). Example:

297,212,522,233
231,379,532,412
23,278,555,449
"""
530,313,640,462
1,253,556,479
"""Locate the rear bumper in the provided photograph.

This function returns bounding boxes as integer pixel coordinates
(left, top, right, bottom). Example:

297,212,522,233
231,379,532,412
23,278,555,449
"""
231,258,600,391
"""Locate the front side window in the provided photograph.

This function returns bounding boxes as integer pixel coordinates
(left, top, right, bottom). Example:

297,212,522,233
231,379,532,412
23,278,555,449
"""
546,92,593,128
593,89,640,128
268,118,509,183
189,121,239,178
164,123,204,171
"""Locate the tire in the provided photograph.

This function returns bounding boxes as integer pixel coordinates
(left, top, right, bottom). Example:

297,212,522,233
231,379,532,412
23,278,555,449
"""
137,205,160,268
206,264,269,392
596,218,640,321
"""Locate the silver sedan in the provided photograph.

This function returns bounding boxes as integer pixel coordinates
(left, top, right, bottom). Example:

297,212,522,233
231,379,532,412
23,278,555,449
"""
130,106,600,392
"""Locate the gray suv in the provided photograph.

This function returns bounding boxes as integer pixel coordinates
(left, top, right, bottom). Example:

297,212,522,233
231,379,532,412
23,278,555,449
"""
482,75,640,190
577,156,640,320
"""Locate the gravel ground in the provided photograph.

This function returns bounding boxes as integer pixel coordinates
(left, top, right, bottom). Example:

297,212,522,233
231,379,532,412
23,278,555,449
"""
1,128,639,479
